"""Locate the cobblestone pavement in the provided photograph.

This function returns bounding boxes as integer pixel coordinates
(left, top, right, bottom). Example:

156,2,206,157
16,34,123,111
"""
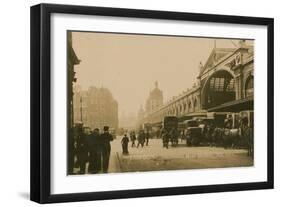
73,136,253,174
111,136,253,173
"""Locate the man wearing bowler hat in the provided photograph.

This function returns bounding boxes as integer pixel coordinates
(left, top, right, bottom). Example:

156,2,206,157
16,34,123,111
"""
100,126,113,173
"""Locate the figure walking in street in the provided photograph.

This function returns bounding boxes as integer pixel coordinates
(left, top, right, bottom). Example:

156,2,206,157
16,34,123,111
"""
137,130,145,148
121,134,130,155
130,131,136,147
170,127,178,147
87,128,101,174
145,131,150,146
100,126,113,173
161,128,169,149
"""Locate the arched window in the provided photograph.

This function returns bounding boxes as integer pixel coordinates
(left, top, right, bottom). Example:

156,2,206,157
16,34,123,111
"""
203,70,236,109
183,103,187,112
194,98,198,111
188,101,192,112
245,76,254,97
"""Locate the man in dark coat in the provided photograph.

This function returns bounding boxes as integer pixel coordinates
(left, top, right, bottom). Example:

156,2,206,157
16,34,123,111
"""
121,134,130,155
68,128,75,174
241,117,254,158
137,130,145,148
100,126,113,173
161,128,169,149
145,131,150,146
76,126,88,174
130,131,136,147
87,128,101,174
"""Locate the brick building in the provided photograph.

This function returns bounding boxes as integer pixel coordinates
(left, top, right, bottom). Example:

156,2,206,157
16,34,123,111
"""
73,86,118,130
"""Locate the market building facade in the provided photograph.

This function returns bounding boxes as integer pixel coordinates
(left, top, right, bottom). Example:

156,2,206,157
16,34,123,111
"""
138,40,254,126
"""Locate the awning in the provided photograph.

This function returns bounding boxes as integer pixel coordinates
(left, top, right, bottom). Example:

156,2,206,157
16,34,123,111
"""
207,96,253,112
178,111,208,121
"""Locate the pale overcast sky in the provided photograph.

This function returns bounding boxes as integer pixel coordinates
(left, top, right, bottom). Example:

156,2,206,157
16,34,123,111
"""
72,32,241,116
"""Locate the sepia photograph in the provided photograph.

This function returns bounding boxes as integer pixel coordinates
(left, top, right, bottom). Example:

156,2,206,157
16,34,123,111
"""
67,31,254,175
30,4,273,203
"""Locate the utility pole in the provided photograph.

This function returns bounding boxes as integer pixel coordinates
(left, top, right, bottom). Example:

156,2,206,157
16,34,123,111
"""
80,96,83,122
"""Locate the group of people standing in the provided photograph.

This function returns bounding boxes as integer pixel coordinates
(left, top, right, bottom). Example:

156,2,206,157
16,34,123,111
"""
75,126,113,174
120,130,150,155
160,127,179,149
132,130,150,148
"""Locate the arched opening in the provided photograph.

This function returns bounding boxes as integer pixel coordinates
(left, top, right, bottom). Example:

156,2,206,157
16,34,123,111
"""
194,98,198,111
188,101,192,112
245,75,254,97
183,103,187,112
202,70,236,109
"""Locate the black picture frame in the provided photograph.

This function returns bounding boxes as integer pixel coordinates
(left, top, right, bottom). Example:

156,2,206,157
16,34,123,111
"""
30,3,274,204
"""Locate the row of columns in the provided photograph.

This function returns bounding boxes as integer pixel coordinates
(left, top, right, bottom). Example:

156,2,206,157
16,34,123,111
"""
145,95,200,124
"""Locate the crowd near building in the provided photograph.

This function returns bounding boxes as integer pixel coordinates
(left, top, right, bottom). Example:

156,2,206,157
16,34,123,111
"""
138,40,254,126
73,86,119,130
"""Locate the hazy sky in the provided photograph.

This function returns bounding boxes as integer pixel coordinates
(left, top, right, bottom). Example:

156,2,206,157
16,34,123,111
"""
72,32,239,116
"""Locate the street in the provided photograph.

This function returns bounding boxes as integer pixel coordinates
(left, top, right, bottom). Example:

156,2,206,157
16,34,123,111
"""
73,135,253,174
108,135,253,173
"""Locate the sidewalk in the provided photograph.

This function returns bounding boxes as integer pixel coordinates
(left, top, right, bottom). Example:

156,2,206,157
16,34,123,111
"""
108,137,122,173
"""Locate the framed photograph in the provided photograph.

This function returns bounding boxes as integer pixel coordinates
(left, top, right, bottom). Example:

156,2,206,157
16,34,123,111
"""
30,3,274,203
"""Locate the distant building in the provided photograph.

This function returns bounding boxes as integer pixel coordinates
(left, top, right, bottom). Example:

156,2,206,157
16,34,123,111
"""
73,86,118,130
145,81,163,114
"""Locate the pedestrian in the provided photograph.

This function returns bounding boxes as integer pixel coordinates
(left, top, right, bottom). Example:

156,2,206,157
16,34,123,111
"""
130,131,136,147
100,126,113,173
170,127,178,146
137,130,145,148
145,131,150,146
161,128,169,149
241,117,254,158
87,128,101,174
121,134,130,155
68,128,75,174
76,126,89,174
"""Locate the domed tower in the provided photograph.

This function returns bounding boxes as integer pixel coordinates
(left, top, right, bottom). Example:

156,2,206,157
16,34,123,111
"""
145,81,163,114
